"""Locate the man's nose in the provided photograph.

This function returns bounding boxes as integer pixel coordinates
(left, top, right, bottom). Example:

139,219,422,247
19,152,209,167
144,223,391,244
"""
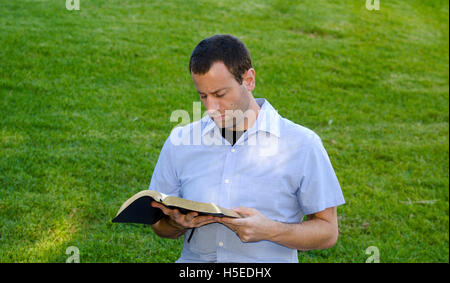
204,96,221,115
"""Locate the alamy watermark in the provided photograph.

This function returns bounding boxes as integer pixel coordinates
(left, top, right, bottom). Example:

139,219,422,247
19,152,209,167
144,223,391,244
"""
366,0,380,11
66,0,80,11
66,246,80,263
168,102,279,152
365,246,380,263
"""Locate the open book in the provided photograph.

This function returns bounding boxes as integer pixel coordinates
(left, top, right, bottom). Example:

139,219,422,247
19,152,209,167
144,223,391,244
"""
112,190,240,225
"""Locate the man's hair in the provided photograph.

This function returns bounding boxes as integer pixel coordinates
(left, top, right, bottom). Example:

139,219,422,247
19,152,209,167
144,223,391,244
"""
189,34,253,85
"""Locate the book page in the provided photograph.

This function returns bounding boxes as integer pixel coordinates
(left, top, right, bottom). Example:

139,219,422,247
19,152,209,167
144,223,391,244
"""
158,191,168,201
162,197,219,213
162,196,239,218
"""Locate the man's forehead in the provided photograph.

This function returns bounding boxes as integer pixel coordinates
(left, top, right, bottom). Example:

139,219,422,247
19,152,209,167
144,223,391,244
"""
192,62,236,93
193,62,234,81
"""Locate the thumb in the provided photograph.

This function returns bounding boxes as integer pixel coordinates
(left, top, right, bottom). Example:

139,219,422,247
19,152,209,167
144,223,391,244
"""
232,206,257,217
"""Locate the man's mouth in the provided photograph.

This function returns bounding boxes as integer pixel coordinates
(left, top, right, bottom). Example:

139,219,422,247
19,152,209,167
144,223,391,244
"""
212,114,225,120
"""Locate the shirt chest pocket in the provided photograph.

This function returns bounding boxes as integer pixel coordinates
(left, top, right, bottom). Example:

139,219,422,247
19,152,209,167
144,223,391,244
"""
236,177,282,217
185,223,219,256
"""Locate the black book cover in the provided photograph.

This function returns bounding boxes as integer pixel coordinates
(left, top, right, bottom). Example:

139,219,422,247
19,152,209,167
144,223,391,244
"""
112,196,164,225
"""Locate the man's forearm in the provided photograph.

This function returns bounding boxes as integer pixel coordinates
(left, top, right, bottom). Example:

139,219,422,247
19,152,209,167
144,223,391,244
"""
151,215,187,239
268,218,338,251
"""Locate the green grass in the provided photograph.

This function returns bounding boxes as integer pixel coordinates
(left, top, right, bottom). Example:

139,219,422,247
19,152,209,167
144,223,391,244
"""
0,0,448,262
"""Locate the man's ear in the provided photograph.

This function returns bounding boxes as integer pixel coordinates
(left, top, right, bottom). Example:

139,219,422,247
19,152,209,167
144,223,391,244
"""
242,68,255,91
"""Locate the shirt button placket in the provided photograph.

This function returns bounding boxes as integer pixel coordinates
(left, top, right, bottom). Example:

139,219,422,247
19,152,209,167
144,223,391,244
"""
218,146,237,260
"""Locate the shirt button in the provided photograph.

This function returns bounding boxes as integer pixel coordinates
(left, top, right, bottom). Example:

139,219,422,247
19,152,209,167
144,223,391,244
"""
218,241,224,247
231,149,235,153
224,179,230,184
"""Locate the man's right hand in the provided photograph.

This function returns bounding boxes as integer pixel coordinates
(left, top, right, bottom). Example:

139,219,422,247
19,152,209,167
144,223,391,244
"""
151,201,217,230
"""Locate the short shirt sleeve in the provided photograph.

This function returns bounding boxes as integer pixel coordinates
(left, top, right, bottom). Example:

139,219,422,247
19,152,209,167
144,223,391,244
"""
296,134,345,215
148,136,181,197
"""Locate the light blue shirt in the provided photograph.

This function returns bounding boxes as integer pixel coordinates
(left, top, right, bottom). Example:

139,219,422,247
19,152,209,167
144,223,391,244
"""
149,98,345,263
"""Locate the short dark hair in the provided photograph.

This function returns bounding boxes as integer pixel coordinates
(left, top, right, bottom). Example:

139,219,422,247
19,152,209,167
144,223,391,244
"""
189,34,253,85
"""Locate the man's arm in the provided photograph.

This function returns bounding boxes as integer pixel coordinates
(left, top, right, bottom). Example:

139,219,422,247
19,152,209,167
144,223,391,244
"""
150,201,217,239
270,207,338,250
216,206,339,250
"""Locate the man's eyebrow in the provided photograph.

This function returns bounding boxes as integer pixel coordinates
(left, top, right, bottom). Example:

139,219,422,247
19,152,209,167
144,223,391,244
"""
197,87,228,95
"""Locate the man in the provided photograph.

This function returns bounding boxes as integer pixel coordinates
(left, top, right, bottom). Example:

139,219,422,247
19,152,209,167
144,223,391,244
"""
149,34,345,263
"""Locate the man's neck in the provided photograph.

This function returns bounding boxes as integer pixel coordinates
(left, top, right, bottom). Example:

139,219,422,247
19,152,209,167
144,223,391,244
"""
231,97,261,131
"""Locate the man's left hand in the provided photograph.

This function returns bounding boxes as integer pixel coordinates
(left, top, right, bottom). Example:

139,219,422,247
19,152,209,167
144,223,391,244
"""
215,207,276,243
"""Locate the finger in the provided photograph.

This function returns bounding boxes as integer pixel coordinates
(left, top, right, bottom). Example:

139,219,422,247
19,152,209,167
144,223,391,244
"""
185,212,198,222
193,218,218,227
192,215,214,224
171,209,184,221
217,216,242,225
152,202,173,216
194,220,215,228
227,217,248,226
151,201,165,209
191,215,215,226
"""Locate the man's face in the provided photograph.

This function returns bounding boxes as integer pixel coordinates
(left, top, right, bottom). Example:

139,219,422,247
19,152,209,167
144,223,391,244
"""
192,61,255,130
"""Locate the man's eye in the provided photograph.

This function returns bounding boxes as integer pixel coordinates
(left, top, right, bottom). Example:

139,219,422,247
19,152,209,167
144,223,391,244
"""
200,95,207,99
217,93,226,97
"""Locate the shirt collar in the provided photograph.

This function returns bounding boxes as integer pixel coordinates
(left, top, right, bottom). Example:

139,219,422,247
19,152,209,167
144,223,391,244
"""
201,98,281,138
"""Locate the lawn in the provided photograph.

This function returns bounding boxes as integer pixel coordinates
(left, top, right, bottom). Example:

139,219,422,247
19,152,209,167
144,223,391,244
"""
0,0,448,262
